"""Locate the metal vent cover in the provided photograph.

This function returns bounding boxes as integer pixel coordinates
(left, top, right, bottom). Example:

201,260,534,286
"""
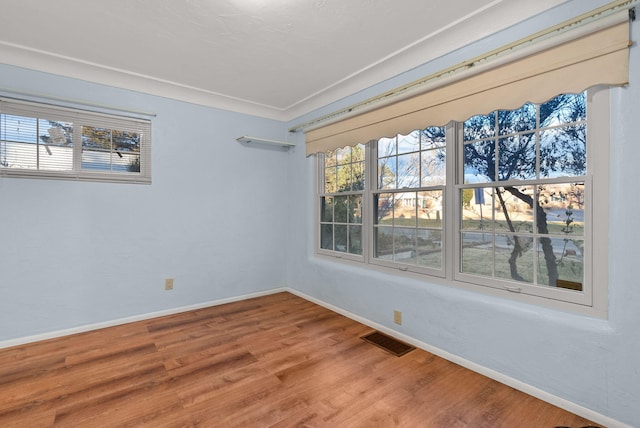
361,331,415,357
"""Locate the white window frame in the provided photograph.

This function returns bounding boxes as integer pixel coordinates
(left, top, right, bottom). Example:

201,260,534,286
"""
315,88,609,317
0,98,151,184
317,144,367,262
369,130,448,278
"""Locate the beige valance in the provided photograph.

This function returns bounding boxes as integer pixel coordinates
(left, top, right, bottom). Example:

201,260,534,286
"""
306,12,630,156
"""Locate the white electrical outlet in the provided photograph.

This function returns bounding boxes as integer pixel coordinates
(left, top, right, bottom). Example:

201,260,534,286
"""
165,278,174,290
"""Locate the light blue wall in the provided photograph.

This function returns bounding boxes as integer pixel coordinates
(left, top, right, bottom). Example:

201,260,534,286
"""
286,1,640,426
0,65,291,341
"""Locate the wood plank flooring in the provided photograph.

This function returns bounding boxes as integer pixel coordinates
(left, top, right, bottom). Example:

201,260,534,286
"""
0,292,601,427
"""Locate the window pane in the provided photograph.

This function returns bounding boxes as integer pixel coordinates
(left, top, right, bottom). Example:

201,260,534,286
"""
394,192,416,227
421,148,446,186
421,126,446,149
380,130,446,191
349,226,362,255
417,191,442,228
556,238,584,291
397,153,419,188
494,186,534,234
123,152,140,172
540,93,586,126
82,126,139,172
498,133,536,181
38,144,74,171
348,195,362,224
351,145,365,162
498,103,536,135
464,113,495,142
82,126,112,171
335,225,348,253
0,115,73,171
375,193,394,224
39,120,73,171
324,145,366,193
394,227,416,263
336,164,349,191
538,183,584,236
461,232,493,276
336,146,351,164
540,124,586,178
462,188,492,231
0,115,38,170
375,226,394,260
537,237,583,289
378,137,396,157
417,229,442,269
113,130,140,153
378,156,397,189
464,140,495,183
397,132,420,154
320,224,333,250
324,166,337,193
324,149,337,167
351,160,365,190
321,197,334,222
1,140,36,170
82,150,111,171
494,234,534,283
334,195,348,223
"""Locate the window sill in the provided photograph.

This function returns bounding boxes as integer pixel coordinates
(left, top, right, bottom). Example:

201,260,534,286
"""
313,253,607,319
0,169,151,184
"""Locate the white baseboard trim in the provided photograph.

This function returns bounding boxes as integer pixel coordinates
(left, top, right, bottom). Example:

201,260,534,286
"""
287,288,629,428
0,288,287,350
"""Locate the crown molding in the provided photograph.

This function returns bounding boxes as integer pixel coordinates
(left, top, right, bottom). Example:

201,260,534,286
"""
0,41,291,121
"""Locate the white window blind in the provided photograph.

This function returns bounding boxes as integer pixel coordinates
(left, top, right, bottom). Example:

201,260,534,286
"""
305,9,630,156
0,98,151,183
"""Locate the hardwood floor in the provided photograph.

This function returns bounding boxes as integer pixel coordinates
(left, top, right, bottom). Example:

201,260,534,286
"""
0,292,600,427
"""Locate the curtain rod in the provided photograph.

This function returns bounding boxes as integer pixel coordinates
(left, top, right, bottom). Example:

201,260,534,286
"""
0,87,157,119
289,0,637,134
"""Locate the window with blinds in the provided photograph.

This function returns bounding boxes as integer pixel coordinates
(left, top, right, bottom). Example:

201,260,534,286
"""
0,98,151,183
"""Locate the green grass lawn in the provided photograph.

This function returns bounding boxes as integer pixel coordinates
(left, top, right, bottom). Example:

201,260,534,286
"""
461,245,584,289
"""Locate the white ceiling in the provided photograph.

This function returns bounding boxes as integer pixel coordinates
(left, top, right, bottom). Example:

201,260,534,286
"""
0,0,568,121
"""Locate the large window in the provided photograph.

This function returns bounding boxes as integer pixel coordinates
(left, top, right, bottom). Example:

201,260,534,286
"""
0,98,151,183
459,93,588,294
317,90,608,311
319,145,365,258
373,128,446,275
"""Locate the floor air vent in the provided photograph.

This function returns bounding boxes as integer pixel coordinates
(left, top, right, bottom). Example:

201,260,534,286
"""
361,331,415,357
